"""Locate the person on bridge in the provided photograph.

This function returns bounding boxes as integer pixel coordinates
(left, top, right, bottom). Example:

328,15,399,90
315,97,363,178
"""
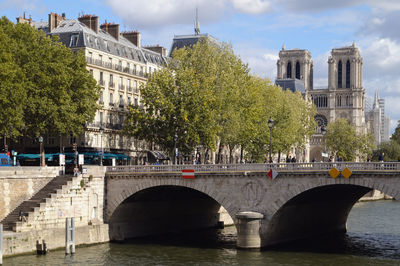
378,152,385,162
291,157,296,163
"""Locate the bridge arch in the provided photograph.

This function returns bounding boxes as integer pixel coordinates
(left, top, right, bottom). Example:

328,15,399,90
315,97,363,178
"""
263,178,400,247
106,178,237,241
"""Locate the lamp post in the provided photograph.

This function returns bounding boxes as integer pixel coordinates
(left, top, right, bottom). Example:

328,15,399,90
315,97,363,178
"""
3,133,7,153
174,133,178,165
38,136,44,166
268,116,274,163
321,125,327,162
99,126,104,166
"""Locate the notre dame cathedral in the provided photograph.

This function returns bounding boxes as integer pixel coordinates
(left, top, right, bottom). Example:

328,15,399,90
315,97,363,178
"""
275,43,367,162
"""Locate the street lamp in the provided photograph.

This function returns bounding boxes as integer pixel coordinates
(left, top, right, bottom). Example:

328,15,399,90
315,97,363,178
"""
268,116,274,163
321,125,327,162
174,133,178,165
38,136,44,167
99,126,104,166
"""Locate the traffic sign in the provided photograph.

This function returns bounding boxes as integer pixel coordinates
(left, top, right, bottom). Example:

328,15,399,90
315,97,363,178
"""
182,169,195,179
267,169,278,179
341,167,352,179
329,167,340,178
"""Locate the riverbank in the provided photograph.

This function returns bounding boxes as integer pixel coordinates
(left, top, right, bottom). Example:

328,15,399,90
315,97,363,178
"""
2,223,109,257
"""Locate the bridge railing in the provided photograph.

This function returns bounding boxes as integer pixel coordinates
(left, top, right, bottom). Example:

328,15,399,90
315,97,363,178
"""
106,162,400,173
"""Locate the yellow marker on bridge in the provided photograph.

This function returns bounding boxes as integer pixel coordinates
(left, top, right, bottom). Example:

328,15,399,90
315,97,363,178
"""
329,167,340,179
341,167,352,178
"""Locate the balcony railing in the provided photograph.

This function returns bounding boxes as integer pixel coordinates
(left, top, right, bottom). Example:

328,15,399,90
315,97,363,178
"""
86,122,123,130
106,162,400,173
109,82,115,88
99,80,105,86
86,57,149,78
119,85,125,91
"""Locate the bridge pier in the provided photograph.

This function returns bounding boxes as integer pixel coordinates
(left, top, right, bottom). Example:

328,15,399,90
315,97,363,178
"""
235,211,264,249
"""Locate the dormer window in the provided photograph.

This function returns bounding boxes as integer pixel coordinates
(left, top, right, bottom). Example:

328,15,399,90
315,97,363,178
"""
70,34,79,47
105,40,110,52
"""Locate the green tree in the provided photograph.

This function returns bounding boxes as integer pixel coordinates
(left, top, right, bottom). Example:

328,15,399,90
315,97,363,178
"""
325,118,374,161
391,120,400,145
373,140,400,161
0,17,100,142
124,37,316,163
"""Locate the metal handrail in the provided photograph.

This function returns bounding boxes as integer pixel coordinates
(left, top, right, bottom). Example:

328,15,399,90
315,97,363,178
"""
106,162,400,173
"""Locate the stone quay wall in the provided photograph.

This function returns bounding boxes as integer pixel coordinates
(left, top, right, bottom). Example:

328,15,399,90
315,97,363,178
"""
1,166,110,256
0,167,63,221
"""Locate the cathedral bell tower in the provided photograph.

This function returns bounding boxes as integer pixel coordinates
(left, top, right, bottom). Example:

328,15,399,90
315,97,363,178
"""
328,42,362,90
276,45,313,91
327,42,365,133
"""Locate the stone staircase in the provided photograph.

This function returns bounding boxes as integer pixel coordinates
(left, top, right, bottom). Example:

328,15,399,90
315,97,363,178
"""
1,174,74,231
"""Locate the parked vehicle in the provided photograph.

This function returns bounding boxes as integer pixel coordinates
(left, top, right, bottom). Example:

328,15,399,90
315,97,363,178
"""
0,153,12,166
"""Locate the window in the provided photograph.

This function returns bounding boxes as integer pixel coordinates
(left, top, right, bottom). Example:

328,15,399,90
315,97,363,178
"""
109,93,113,106
128,96,131,105
295,61,300,79
109,113,113,124
133,80,137,91
105,40,110,52
100,72,104,85
286,62,292,78
127,79,131,91
99,112,103,125
95,38,100,48
99,54,103,63
338,60,342,88
109,74,114,87
346,60,350,88
99,91,103,103
119,77,123,90
119,115,123,125
134,98,138,106
119,95,124,107
70,34,79,47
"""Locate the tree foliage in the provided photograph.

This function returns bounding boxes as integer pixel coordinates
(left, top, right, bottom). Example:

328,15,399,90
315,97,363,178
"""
325,118,374,161
124,37,316,162
372,141,400,162
0,17,99,139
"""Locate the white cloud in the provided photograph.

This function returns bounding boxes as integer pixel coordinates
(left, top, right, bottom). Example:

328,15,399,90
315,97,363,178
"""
105,0,276,29
0,0,46,14
233,43,278,79
231,0,271,14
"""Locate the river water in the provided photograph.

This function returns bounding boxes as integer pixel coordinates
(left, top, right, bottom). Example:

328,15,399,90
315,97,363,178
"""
5,200,400,265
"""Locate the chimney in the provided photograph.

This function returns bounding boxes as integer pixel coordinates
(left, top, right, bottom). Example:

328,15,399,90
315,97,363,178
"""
16,13,34,25
100,23,120,41
48,12,65,32
122,31,141,47
145,45,167,57
78,14,99,34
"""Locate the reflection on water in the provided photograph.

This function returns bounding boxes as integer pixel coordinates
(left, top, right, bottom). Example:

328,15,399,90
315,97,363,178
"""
4,201,400,265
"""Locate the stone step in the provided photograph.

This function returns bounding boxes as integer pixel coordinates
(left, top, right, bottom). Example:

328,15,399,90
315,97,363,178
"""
0,174,74,231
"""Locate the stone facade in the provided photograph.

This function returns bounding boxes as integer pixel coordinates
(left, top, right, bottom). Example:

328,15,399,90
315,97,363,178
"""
105,169,400,247
16,13,168,164
276,43,368,162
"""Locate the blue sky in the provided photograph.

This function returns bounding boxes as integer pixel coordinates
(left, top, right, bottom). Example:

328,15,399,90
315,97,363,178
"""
2,0,400,133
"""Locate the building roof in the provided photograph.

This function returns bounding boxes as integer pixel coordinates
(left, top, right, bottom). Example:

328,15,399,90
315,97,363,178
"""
169,33,218,57
275,78,306,94
41,19,167,66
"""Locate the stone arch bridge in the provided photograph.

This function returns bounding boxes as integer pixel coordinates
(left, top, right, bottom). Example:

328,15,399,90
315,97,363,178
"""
104,162,400,248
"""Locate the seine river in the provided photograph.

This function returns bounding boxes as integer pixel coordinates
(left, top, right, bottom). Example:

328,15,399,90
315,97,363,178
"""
4,200,400,265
